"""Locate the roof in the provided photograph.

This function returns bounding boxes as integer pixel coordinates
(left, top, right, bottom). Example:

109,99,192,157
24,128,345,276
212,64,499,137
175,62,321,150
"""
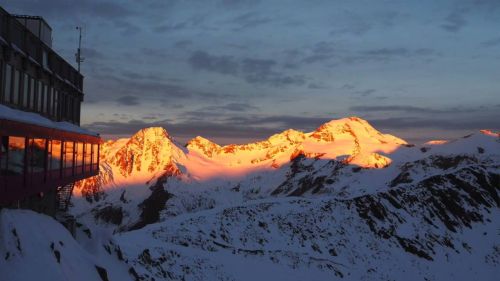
0,104,99,138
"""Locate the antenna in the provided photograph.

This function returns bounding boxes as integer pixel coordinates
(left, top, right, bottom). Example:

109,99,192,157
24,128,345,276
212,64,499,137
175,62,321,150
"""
75,26,85,73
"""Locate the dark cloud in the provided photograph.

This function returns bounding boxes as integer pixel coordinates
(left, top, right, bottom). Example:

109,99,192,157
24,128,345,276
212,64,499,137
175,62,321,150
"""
84,107,499,145
442,10,467,32
241,58,306,87
361,48,439,59
307,82,329,90
151,13,208,33
227,12,272,31
371,116,499,131
141,113,167,120
188,51,307,87
363,48,410,57
330,22,371,36
81,47,105,60
174,40,193,48
302,41,336,64
3,0,136,28
218,0,260,8
341,84,356,90
351,105,446,114
120,70,161,81
480,37,500,47
350,105,485,114
200,103,259,112
152,22,187,33
84,114,335,144
116,95,140,106
352,89,376,97
301,43,439,66
188,51,239,75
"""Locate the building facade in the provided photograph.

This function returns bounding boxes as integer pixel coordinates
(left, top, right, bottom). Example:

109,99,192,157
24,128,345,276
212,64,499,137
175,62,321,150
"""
0,6,101,215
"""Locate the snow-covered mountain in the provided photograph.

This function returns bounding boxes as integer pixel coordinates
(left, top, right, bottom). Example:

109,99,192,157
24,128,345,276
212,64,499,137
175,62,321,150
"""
2,117,498,281
66,117,500,280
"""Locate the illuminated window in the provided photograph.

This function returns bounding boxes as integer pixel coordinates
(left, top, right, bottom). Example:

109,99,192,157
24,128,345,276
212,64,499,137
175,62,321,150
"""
29,139,46,174
48,140,61,169
92,144,99,169
63,141,74,170
7,137,26,175
85,143,92,168
75,142,84,174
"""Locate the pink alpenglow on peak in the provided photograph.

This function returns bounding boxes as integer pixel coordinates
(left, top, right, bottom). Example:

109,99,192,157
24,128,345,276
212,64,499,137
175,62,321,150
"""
82,117,412,188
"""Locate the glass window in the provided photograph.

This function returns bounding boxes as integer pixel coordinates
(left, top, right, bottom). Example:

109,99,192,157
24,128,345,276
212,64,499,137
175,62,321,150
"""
13,70,20,105
29,139,46,173
85,143,92,166
74,142,83,175
63,141,74,169
49,140,62,171
37,81,43,112
74,98,81,124
43,84,48,114
53,89,59,118
76,142,84,166
42,50,49,68
67,95,73,121
29,78,36,110
7,137,26,175
22,74,29,108
60,93,66,120
3,64,12,103
48,87,54,116
92,144,99,166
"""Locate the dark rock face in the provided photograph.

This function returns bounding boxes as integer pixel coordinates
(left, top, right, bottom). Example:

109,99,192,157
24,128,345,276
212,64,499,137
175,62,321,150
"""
93,206,124,225
95,265,109,281
272,156,344,196
127,165,498,279
354,166,499,259
129,171,175,231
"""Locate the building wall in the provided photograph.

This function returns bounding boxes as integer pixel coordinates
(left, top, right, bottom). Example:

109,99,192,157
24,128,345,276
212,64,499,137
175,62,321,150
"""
0,6,98,217
0,6,83,125
0,47,82,125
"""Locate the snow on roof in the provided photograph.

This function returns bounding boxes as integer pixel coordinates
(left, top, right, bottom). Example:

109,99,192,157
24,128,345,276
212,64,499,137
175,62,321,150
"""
0,104,99,137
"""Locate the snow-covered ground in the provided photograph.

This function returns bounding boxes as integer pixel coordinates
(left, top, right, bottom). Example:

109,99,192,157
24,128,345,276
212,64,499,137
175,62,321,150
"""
0,209,131,281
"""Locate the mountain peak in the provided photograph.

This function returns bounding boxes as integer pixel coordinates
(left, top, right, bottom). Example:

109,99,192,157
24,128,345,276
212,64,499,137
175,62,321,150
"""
314,117,407,145
186,136,222,158
131,127,170,141
268,129,305,144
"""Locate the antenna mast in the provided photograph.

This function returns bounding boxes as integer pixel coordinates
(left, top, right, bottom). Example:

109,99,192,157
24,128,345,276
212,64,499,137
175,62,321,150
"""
75,26,85,73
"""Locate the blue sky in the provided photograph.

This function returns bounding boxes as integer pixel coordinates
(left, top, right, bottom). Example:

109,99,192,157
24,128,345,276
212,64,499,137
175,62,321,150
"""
3,0,499,144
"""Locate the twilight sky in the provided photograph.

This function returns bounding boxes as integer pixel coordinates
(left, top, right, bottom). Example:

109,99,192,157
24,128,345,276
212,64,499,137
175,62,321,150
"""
2,0,500,144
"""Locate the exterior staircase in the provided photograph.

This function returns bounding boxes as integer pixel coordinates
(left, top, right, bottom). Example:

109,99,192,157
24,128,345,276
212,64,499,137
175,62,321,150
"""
56,183,75,211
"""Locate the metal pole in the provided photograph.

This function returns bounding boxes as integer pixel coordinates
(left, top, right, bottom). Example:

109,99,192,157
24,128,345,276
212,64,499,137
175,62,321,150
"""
76,26,82,73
